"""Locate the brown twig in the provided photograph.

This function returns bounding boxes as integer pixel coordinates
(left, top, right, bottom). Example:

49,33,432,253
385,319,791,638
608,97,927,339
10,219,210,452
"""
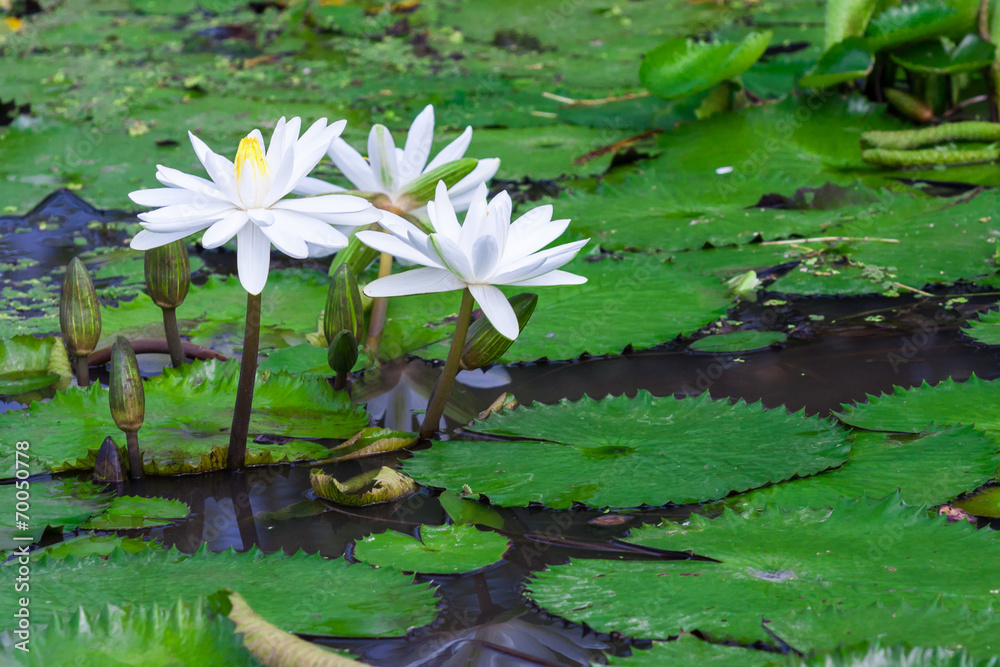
88,339,227,366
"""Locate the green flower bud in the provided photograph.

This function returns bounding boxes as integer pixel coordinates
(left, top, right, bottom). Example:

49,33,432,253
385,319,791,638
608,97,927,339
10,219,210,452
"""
397,158,478,209
327,329,359,376
460,293,537,370
59,257,102,356
324,264,365,343
144,240,190,309
93,435,127,484
110,336,144,433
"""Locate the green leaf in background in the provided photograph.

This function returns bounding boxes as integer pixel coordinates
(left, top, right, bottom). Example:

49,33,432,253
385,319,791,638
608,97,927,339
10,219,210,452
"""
354,524,510,574
28,534,161,560
0,478,112,550
963,308,1000,345
688,330,786,353
799,643,998,667
864,0,979,52
0,546,438,636
891,34,996,74
0,334,72,395
311,467,420,507
80,495,191,530
607,635,774,666
731,426,999,511
526,497,1000,644
1,600,255,667
823,0,879,49
405,392,850,508
639,32,772,100
954,485,1000,518
799,38,874,89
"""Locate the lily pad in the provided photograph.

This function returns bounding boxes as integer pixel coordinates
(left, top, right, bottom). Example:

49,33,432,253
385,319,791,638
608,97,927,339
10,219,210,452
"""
954,486,1000,518
1,600,255,666
354,524,509,574
799,38,874,89
963,308,1000,345
864,0,978,52
404,392,850,508
80,495,191,530
526,497,1000,643
311,467,419,506
688,331,786,353
607,636,774,666
28,534,160,560
0,335,71,395
639,32,772,100
801,643,997,667
891,35,995,74
0,360,369,477
0,478,112,549
732,426,1000,511
0,546,439,636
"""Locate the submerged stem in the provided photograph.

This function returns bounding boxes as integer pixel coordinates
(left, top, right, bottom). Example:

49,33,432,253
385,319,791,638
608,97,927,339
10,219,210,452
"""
420,288,475,439
162,307,186,368
365,252,394,357
74,356,90,387
125,430,144,479
228,291,262,470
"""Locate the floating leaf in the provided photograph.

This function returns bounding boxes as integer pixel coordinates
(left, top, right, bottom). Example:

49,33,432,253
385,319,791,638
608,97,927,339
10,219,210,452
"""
824,0,879,49
800,643,998,667
526,497,1000,643
405,392,850,508
80,495,190,530
732,426,999,511
0,546,438,636
311,467,419,506
320,428,418,462
354,524,509,574
639,32,773,100
28,534,160,560
864,0,978,51
439,491,505,530
799,38,874,89
0,334,71,395
688,331,786,353
0,478,111,549
891,35,995,74
607,635,773,666
963,308,1000,345
954,486,1000,518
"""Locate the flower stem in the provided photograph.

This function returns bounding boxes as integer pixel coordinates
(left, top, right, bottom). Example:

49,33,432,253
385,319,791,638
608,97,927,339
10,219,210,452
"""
74,356,90,387
125,430,144,479
228,291,261,470
365,252,394,357
161,307,186,368
420,288,475,439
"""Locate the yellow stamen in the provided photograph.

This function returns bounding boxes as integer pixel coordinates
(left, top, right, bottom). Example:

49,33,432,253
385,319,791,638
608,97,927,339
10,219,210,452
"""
234,135,270,183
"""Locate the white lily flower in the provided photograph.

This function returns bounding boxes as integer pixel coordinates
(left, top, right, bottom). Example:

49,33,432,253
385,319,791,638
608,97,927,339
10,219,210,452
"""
128,117,381,295
295,105,500,213
357,182,589,340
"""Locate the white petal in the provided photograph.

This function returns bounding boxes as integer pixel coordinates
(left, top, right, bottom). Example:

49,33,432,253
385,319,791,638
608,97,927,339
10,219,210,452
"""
292,176,347,196
263,143,296,208
130,229,193,251
138,201,234,225
139,218,216,235
425,126,472,172
469,235,500,282
188,131,238,202
236,223,272,295
399,105,434,183
129,188,225,208
280,122,343,199
272,194,374,215
329,138,379,192
448,157,500,198
427,181,461,239
507,269,587,287
468,284,519,339
202,210,250,249
363,267,465,297
155,165,226,199
486,190,511,249
430,234,475,282
457,183,491,253
504,217,571,263
269,209,349,257
260,221,309,259
355,230,443,268
378,210,429,242
368,124,399,193
247,208,275,227
265,117,288,164
492,239,589,284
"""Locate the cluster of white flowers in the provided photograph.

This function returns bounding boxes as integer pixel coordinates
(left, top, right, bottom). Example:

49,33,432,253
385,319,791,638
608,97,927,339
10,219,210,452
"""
130,106,587,339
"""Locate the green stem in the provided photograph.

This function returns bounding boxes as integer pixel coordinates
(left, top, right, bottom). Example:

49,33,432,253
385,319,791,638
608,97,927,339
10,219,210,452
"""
333,371,347,391
162,307,186,368
125,430,144,479
228,291,261,471
365,252,394,357
420,289,475,439
75,356,90,387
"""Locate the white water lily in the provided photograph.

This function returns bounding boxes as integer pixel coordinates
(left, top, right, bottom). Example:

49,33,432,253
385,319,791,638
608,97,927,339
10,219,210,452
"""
295,105,500,212
357,182,588,339
129,117,381,295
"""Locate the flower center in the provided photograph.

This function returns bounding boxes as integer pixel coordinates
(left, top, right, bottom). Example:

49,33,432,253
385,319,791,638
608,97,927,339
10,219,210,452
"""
234,135,270,184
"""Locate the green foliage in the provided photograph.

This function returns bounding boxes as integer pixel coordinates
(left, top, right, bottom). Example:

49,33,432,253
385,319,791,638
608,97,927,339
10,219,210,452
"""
0,479,111,549
0,335,71,395
963,308,1000,345
354,524,510,574
639,32,772,100
80,495,190,530
688,330,786,353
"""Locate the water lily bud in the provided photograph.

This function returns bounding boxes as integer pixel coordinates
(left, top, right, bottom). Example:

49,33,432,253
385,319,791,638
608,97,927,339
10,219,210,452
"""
460,293,537,370
324,264,365,343
397,158,478,209
327,329,359,376
884,89,934,125
109,336,144,433
93,436,127,484
144,240,190,309
59,257,102,356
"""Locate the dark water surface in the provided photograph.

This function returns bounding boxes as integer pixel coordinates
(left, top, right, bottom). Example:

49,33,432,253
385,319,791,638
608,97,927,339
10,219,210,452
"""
7,192,1000,665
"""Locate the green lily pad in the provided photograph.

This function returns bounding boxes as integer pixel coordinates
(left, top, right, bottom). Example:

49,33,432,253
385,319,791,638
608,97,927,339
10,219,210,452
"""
801,643,998,667
823,0,879,50
607,636,774,666
839,374,1000,440
354,524,510,574
953,486,1000,518
639,32,772,100
0,335,72,395
404,392,850,508
864,0,978,52
258,342,331,375
0,546,438,637
732,426,1000,511
0,360,368,478
80,495,190,530
963,308,1000,345
891,35,995,74
526,497,1000,644
1,600,255,666
688,331,786,353
0,478,112,550
28,534,161,560
799,38,874,89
